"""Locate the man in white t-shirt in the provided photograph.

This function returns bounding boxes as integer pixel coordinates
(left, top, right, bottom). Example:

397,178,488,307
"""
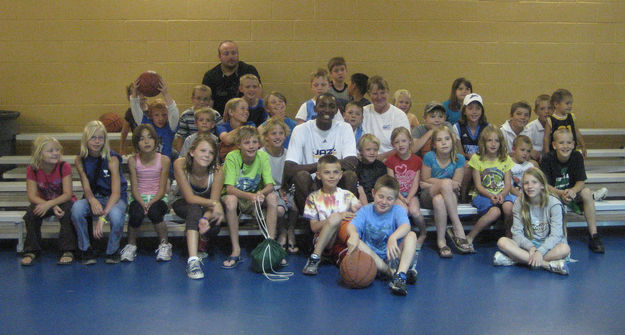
285,93,359,212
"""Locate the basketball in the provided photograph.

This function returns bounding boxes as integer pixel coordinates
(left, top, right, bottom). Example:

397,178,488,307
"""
137,71,161,97
99,112,122,133
340,249,377,289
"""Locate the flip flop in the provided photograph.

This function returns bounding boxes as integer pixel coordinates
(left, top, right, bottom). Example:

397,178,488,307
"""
57,251,74,265
447,228,472,254
438,246,453,258
221,255,243,269
20,253,37,266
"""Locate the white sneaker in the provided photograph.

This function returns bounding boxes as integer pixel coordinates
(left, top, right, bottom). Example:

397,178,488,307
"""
493,251,516,266
186,258,204,279
592,187,608,201
547,259,569,275
120,244,137,262
155,242,172,262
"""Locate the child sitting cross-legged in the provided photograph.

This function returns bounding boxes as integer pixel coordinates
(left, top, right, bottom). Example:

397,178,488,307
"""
222,126,279,269
494,168,570,275
344,175,418,296
302,154,362,276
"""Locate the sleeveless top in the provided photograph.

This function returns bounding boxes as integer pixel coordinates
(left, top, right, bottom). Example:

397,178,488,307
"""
456,123,485,155
81,150,128,201
135,153,162,196
548,113,577,151
305,99,316,120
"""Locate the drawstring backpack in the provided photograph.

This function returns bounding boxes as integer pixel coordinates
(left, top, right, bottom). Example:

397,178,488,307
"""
250,198,293,281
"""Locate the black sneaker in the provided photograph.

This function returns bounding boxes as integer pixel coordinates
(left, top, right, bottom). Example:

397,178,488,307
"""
389,272,408,296
589,233,605,253
406,268,418,285
80,249,97,265
302,254,321,275
105,252,121,264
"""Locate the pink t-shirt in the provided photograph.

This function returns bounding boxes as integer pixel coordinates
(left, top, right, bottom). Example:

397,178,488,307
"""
26,161,76,201
385,153,423,194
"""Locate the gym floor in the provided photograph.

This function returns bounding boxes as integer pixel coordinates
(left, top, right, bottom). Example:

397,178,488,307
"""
1,228,624,335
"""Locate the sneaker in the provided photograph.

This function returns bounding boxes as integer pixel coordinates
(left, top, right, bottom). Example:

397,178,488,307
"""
546,259,569,275
302,254,321,275
589,233,605,253
155,242,172,262
120,244,137,262
105,252,121,264
186,258,204,279
592,187,608,201
406,268,418,285
493,251,516,266
389,272,408,296
80,249,97,265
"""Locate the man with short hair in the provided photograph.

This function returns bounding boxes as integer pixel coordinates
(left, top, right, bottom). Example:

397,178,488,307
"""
201,40,261,116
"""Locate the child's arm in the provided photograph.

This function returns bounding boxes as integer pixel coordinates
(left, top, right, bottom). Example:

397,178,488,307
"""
510,186,521,197
26,171,73,217
119,120,130,155
412,129,432,154
219,127,238,145
74,155,103,216
451,163,464,192
511,200,535,252
345,222,362,254
148,155,170,207
172,136,184,153
309,212,346,235
357,185,368,205
405,168,421,202
497,170,513,202
546,184,568,203
575,127,587,158
130,81,144,126
127,155,147,211
472,168,497,201
173,157,219,209
387,223,411,261
158,79,179,132
225,185,262,203
542,120,552,154
387,167,406,204
378,149,397,162
95,156,122,239
283,160,317,180
208,166,225,224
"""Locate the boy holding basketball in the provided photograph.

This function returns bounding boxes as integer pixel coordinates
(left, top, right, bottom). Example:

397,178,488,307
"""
345,175,418,296
131,77,179,160
302,155,361,276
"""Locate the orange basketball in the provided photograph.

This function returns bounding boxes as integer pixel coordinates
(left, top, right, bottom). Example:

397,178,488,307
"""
137,71,161,97
99,112,122,133
340,249,377,289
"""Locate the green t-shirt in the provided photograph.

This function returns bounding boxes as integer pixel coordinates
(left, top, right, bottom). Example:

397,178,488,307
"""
223,149,274,193
468,154,514,194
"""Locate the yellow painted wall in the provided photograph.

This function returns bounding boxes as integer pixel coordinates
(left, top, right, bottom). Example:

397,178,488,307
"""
1,0,624,133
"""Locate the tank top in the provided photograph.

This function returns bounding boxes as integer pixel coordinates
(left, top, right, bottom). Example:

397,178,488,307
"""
187,171,213,198
135,153,162,195
456,123,485,155
548,113,578,151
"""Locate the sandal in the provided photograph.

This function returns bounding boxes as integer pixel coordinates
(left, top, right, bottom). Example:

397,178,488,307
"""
286,243,299,254
221,255,243,269
447,228,472,254
438,246,453,258
20,252,37,266
57,251,74,265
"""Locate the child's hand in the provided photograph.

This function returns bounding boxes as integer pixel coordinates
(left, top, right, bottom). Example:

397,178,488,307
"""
451,180,461,192
346,235,359,254
327,212,344,226
563,189,576,203
211,206,225,226
94,216,107,239
157,77,168,96
386,237,400,261
253,192,265,203
528,247,543,268
52,205,64,218
278,189,289,202
89,198,104,216
33,201,53,217
131,79,139,97
489,194,499,205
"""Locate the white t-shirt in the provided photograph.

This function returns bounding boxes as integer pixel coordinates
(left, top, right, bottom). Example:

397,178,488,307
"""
294,99,344,122
285,120,357,166
526,119,545,152
361,104,410,153
500,120,531,153
511,160,535,189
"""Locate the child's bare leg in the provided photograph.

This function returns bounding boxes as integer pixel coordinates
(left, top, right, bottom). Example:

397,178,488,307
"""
466,207,501,245
186,230,199,258
397,231,417,273
154,222,168,244
502,201,513,238
277,206,287,246
286,207,299,252
542,243,570,262
580,188,598,235
223,195,241,264
312,215,341,256
264,192,278,239
460,165,472,203
356,241,391,277
409,198,426,246
440,180,467,239
497,237,530,263
432,194,448,249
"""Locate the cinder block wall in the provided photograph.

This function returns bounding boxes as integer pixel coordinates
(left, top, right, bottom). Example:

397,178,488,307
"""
1,0,623,133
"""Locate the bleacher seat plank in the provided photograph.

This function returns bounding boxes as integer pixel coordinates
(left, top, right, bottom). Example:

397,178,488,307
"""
3,167,80,180
0,155,128,165
0,181,83,192
580,128,625,136
587,149,625,158
586,173,625,183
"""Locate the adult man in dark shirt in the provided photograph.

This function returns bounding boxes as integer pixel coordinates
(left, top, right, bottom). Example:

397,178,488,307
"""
201,40,261,116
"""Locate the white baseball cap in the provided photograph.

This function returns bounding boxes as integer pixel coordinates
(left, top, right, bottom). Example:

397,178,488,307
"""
463,93,483,106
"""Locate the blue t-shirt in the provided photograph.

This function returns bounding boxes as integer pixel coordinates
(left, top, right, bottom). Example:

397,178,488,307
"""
423,151,466,179
216,121,256,136
81,150,128,202
443,99,461,126
350,204,410,260
261,117,297,149
141,114,175,159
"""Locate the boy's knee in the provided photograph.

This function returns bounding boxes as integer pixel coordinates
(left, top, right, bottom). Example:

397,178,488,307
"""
265,192,278,206
497,237,510,249
223,195,238,210
432,194,445,207
440,179,453,190
406,231,417,241
580,187,591,199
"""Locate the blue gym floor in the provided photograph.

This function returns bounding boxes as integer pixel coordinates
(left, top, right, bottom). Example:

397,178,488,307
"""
1,228,624,335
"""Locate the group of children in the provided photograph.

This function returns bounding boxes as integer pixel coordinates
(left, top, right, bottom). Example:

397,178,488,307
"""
19,56,610,297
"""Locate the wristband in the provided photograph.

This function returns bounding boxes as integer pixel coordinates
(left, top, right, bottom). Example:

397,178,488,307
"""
201,217,209,222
